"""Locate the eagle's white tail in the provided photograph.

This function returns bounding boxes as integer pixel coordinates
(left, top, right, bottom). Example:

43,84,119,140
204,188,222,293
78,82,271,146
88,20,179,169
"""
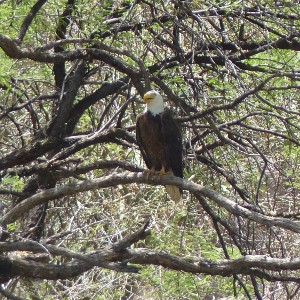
166,185,181,203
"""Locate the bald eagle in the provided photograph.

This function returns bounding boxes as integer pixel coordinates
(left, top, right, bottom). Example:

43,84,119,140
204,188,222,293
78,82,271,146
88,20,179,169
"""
136,90,183,202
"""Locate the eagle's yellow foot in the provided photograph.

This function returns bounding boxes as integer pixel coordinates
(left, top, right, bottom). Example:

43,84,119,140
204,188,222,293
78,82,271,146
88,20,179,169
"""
157,166,168,180
145,167,156,180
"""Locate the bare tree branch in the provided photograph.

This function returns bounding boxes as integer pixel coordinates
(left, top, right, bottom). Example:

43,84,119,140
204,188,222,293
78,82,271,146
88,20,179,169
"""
2,172,299,234
18,0,48,41
0,226,300,282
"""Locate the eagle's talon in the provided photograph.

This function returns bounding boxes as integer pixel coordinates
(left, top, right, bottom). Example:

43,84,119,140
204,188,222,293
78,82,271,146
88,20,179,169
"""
157,166,167,180
145,167,156,181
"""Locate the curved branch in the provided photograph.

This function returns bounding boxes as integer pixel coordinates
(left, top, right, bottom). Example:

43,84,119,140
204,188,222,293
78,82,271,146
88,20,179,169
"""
49,128,136,161
53,0,76,89
128,250,300,279
0,34,85,62
1,239,300,282
0,137,61,171
18,0,48,41
0,128,134,171
5,159,142,180
180,76,276,122
2,172,300,234
47,60,86,137
66,78,129,135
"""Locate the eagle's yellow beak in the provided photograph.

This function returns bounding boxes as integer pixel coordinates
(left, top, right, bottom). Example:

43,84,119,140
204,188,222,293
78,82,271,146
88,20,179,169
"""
143,92,154,103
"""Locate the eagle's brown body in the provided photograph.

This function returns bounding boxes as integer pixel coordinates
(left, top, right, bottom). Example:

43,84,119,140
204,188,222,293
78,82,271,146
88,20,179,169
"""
136,110,183,181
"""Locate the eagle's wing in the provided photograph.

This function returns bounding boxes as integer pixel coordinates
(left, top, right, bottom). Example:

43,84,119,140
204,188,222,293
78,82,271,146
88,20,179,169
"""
136,113,152,169
161,110,183,178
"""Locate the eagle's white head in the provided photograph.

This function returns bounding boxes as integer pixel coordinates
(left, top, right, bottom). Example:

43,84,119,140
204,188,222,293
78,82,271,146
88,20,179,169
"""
143,90,164,116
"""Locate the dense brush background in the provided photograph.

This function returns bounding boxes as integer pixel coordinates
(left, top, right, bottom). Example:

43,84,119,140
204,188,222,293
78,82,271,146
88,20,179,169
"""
0,1,299,299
